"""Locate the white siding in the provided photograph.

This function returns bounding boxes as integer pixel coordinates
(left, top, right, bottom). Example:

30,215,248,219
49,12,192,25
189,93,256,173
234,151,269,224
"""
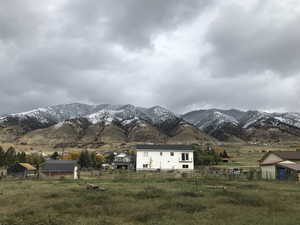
261,165,276,179
136,150,194,171
261,153,283,164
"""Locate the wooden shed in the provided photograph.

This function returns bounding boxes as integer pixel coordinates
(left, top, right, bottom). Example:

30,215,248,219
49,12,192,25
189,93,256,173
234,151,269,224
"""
7,163,37,177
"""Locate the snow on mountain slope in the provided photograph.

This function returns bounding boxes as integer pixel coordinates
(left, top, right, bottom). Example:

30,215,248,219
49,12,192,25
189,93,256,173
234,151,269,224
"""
0,103,180,128
241,111,270,129
1,103,96,125
183,109,300,131
272,112,300,129
183,109,239,131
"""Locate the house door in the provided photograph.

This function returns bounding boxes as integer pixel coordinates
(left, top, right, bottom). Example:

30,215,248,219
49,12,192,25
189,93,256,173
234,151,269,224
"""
278,168,287,180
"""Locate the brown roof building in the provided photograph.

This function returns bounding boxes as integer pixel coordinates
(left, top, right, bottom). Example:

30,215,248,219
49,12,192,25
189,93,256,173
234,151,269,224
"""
260,150,300,180
7,163,37,177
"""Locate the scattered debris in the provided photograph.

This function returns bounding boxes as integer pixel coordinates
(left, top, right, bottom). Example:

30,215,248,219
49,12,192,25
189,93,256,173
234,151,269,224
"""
86,183,106,191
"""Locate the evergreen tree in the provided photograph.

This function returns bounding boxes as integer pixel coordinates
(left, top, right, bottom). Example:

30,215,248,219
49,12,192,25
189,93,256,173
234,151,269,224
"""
78,150,91,168
90,151,97,168
16,152,27,162
5,146,17,167
223,150,229,158
50,152,59,160
0,146,5,167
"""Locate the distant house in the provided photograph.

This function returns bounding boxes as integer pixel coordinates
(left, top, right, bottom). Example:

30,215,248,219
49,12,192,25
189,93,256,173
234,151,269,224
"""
136,145,194,171
112,153,135,169
7,163,36,177
40,160,79,179
260,151,300,180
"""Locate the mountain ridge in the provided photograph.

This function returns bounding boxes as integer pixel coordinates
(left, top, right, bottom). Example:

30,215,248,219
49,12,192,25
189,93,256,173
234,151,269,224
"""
1,103,300,145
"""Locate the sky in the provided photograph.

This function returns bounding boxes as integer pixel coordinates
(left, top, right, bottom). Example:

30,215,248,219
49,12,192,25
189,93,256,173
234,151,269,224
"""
1,0,300,115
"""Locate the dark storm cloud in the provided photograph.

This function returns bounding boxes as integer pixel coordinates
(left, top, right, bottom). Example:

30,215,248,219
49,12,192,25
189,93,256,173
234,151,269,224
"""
65,0,212,49
203,1,300,77
0,0,300,115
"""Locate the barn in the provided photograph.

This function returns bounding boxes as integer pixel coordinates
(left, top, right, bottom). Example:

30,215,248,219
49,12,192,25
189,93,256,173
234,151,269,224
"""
7,163,37,177
40,160,79,179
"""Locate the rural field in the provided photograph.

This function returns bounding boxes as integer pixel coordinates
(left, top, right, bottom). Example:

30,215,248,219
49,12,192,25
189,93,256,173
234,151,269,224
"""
1,172,300,225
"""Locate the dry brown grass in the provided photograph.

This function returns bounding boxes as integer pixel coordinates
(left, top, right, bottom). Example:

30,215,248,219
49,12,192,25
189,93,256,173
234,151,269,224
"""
1,172,300,225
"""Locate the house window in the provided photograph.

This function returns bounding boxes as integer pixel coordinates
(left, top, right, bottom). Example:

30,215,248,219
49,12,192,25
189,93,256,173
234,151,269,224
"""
160,152,163,156
143,152,148,157
181,153,189,161
143,164,148,168
170,152,174,156
182,165,189,169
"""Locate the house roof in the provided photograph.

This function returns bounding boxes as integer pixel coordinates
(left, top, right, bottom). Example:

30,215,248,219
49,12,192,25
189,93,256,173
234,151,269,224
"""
19,163,36,171
277,162,300,172
261,151,300,163
260,160,283,166
136,144,193,151
41,160,78,172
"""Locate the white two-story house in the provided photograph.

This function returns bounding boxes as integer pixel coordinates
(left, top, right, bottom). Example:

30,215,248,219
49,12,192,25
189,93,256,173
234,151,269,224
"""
136,145,194,171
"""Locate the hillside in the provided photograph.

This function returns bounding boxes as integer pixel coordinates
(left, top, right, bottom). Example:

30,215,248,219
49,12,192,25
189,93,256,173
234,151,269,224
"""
182,109,300,143
0,104,215,149
2,103,300,148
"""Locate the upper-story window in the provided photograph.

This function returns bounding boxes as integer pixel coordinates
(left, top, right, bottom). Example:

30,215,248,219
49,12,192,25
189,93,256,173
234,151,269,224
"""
170,152,174,156
181,153,189,161
143,152,148,157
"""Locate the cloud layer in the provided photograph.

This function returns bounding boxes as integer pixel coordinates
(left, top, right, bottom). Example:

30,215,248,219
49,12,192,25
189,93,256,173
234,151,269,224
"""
0,0,299,114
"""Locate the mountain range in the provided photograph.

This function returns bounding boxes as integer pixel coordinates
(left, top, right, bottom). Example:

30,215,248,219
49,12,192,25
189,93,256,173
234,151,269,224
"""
1,103,300,148
0,103,213,147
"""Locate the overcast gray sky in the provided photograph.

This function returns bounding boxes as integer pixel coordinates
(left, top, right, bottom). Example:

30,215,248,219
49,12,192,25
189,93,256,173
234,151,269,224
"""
1,0,300,114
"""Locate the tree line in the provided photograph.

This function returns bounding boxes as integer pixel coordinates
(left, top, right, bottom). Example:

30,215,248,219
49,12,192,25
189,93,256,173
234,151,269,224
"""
0,146,108,169
193,144,230,166
50,150,107,169
0,146,45,168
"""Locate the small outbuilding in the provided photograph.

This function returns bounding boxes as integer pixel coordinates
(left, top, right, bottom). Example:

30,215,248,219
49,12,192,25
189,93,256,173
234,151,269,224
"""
40,160,79,179
7,163,37,177
260,150,300,180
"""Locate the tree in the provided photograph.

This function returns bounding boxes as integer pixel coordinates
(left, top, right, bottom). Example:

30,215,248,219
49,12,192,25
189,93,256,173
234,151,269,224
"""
78,150,91,168
0,146,5,167
5,146,17,167
90,151,97,168
26,153,45,168
50,152,59,160
61,152,80,160
193,145,221,166
16,152,27,162
95,153,104,168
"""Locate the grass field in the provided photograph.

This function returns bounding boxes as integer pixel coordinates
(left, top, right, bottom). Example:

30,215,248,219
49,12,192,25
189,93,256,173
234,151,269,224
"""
1,173,300,225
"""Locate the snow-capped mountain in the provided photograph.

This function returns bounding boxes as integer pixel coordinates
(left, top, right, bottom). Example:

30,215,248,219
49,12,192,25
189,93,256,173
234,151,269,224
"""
183,109,239,130
0,103,215,146
2,103,300,144
0,103,179,127
183,109,300,130
182,109,300,142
